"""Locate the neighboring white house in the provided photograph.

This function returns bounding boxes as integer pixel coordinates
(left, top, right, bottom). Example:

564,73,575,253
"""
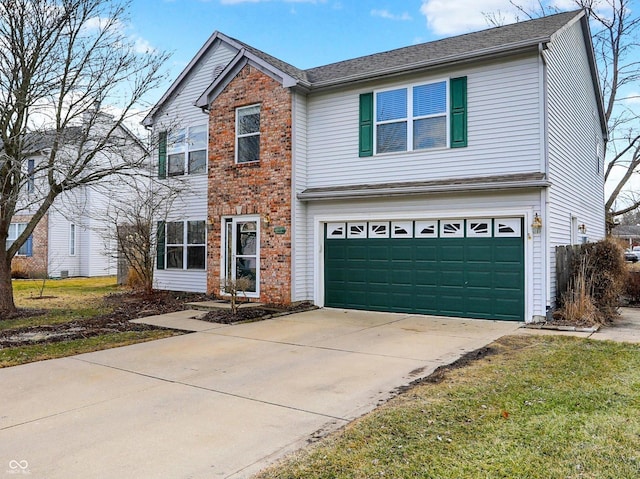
143,9,606,323
10,113,148,279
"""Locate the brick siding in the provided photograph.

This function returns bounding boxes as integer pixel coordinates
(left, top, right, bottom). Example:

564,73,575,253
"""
11,214,49,278
207,64,293,304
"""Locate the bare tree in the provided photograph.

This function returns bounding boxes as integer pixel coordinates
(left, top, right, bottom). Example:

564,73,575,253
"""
103,177,184,294
0,0,169,314
486,0,640,227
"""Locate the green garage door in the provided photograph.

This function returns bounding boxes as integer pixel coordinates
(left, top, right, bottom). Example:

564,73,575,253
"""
324,218,524,321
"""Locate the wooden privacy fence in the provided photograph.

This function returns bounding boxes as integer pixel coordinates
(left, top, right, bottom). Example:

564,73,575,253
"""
555,244,581,305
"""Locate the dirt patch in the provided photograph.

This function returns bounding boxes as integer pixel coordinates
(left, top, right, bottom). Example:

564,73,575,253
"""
1,291,208,348
1,293,318,349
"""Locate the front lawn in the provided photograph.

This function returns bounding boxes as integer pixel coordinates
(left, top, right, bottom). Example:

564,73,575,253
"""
257,335,640,479
0,277,185,367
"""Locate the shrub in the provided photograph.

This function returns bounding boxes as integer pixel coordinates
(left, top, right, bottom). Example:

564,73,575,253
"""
11,268,29,279
557,238,627,323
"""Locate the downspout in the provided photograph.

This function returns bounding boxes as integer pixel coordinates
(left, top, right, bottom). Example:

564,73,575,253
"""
539,42,553,321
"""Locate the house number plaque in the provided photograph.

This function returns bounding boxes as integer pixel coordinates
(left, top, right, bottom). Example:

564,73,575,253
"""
273,226,286,235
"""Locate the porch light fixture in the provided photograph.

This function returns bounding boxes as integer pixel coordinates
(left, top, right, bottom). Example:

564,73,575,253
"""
578,223,587,234
531,213,543,234
263,213,271,227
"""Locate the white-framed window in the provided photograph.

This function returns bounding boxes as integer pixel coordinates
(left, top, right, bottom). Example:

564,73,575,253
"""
391,221,413,238
495,218,522,238
347,222,367,238
223,217,259,296
326,223,346,239
236,105,260,164
440,220,464,237
8,223,31,256
27,158,35,194
467,219,492,237
415,220,438,238
167,125,207,176
69,223,76,256
375,80,447,154
165,220,206,270
369,222,389,238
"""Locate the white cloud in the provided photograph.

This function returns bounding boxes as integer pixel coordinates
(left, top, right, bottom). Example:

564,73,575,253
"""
220,0,324,4
132,36,156,54
622,92,640,106
420,0,582,36
420,0,520,35
371,9,412,21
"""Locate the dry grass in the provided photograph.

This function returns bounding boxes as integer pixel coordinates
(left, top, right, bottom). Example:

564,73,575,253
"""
257,335,640,479
561,256,600,324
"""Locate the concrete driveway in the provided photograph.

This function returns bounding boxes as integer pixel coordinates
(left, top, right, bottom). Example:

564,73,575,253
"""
0,308,519,478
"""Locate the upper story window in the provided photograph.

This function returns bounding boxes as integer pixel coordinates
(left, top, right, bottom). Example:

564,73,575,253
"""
359,76,466,157
375,81,447,154
236,105,260,164
160,125,207,178
27,159,35,193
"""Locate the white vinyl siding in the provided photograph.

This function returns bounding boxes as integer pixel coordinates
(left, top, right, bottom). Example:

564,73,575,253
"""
306,56,542,189
544,20,606,305
292,91,310,301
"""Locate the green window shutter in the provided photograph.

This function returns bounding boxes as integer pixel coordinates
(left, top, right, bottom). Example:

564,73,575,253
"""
156,221,166,270
450,77,467,148
158,131,167,179
359,93,373,157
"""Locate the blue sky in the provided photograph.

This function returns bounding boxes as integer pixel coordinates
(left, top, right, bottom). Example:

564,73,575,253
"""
127,0,581,104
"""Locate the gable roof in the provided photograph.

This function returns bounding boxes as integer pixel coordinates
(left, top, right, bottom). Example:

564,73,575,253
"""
146,9,604,132
304,10,583,87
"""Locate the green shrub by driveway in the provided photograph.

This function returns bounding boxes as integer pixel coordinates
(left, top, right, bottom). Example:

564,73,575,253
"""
257,335,640,479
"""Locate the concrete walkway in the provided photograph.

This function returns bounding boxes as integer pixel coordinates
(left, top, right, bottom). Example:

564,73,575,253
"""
0,309,519,479
515,307,640,343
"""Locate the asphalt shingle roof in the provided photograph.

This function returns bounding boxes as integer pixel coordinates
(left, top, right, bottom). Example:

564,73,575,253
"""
232,9,582,88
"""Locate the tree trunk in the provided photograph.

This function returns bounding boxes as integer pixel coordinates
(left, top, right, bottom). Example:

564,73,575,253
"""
0,253,17,315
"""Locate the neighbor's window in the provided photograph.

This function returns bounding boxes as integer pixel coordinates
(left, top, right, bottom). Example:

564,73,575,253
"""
375,80,447,154
236,105,260,164
27,159,35,193
69,223,76,256
165,220,206,270
7,223,31,256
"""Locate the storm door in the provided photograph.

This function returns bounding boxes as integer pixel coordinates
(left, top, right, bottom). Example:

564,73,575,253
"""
223,217,259,297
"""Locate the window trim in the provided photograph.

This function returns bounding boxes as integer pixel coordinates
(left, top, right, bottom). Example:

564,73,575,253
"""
373,79,449,155
8,223,31,256
164,125,208,177
69,223,76,256
162,220,207,271
27,158,35,194
235,104,261,164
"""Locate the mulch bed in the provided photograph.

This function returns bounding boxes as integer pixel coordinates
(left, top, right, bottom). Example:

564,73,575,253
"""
1,291,315,349
199,301,317,324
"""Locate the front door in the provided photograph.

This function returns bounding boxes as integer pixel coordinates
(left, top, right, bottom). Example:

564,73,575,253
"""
223,217,259,297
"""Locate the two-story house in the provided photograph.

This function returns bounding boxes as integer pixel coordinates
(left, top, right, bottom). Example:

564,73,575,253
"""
144,9,606,323
10,113,148,279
